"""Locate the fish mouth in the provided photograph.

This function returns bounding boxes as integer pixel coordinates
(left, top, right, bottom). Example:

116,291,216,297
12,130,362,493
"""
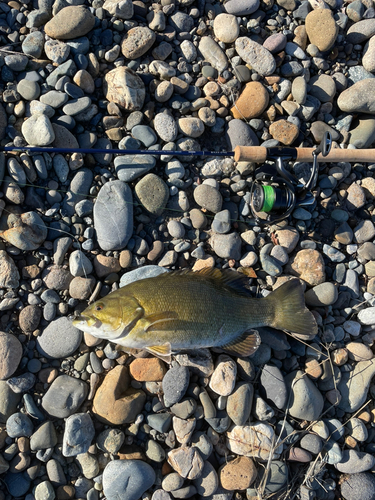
74,315,103,329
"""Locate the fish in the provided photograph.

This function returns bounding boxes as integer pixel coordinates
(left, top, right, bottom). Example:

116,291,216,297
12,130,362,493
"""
72,268,317,359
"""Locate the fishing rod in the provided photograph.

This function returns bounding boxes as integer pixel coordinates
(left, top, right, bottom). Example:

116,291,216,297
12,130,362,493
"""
1,134,373,224
2,143,375,163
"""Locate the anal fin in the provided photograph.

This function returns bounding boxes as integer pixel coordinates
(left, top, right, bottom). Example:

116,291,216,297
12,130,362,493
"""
218,329,261,357
146,343,172,363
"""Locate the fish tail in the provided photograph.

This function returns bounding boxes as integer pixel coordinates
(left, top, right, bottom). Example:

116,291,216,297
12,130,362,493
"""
264,279,318,340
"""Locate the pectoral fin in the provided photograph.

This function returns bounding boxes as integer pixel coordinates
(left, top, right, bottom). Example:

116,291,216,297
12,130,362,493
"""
144,311,179,332
218,329,261,357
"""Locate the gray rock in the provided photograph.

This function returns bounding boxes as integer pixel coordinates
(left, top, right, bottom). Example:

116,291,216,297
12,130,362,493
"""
226,382,253,425
0,381,22,424
69,249,93,277
5,54,29,71
154,112,178,142
224,0,259,15
235,37,276,76
6,412,33,438
163,366,190,407
22,115,55,146
346,19,375,44
169,11,194,32
335,450,375,473
305,282,338,306
260,364,288,410
114,155,156,182
192,460,218,496
119,265,169,288
210,232,242,260
338,359,375,411
30,421,58,451
0,251,20,288
37,316,82,359
22,31,44,58
135,173,169,215
62,413,95,457
226,119,259,149
198,37,228,73
341,473,375,500
103,460,155,500
44,39,70,64
285,370,324,421
94,180,133,251
338,79,375,114
46,59,77,87
42,375,88,418
194,184,222,213
354,219,375,243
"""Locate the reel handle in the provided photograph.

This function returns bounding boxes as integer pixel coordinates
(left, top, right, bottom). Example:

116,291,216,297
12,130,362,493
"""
234,146,375,163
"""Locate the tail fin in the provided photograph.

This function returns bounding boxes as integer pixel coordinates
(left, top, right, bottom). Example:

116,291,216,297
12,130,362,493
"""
265,279,318,340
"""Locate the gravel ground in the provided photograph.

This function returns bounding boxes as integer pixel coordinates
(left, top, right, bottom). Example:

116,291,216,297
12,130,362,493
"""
1,0,375,499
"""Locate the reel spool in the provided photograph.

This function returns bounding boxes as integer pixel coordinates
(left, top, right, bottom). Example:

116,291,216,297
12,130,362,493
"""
249,132,332,224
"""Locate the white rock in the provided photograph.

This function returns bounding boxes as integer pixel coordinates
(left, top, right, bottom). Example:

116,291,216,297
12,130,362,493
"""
22,115,55,146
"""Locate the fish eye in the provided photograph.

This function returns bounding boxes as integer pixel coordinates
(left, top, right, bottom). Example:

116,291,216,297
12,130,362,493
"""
95,304,104,311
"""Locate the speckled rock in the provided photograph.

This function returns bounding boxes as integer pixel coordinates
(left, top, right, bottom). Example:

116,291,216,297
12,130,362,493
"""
235,38,276,76
104,67,146,111
305,9,338,52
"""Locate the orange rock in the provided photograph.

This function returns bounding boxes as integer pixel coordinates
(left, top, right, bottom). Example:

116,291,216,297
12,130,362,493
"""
129,357,167,382
219,456,257,490
93,254,121,278
269,119,299,145
231,82,269,120
93,365,146,425
305,358,323,379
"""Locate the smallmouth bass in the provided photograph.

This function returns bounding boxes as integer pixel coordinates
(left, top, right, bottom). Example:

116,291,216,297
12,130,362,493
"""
72,269,317,358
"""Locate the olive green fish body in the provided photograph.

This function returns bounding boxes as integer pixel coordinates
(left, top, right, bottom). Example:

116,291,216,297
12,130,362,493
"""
73,269,317,357
121,273,272,350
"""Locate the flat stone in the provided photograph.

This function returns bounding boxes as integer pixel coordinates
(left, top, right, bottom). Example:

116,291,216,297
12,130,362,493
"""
42,375,88,418
103,460,155,500
37,316,82,359
121,27,156,59
347,19,375,44
94,180,133,251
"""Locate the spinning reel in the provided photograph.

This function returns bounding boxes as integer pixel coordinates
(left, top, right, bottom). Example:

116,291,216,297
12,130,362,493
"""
249,132,332,224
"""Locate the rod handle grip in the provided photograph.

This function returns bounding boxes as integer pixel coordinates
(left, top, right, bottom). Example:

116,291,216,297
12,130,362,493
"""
234,145,375,163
